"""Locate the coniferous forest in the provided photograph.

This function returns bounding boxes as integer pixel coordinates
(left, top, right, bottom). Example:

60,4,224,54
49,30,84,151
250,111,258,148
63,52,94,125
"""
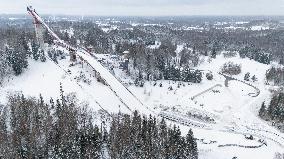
1,14,284,159
0,87,198,159
259,92,284,132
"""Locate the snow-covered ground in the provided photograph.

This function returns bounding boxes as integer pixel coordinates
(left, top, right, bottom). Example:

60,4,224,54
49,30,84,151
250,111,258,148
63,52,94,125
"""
126,54,284,158
0,50,283,159
0,57,131,115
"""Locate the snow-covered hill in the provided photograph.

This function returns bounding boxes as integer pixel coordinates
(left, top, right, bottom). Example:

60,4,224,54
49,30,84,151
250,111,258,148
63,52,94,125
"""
0,56,132,115
0,50,283,159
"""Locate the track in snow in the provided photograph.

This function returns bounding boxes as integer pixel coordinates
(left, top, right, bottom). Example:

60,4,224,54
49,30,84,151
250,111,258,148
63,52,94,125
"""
191,84,222,100
219,72,260,97
158,111,212,129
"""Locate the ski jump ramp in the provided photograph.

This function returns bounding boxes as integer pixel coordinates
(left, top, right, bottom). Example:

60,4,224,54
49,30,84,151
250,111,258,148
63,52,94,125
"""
27,6,149,115
76,51,149,114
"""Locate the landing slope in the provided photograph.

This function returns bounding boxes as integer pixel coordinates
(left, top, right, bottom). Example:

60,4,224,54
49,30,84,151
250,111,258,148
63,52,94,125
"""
76,50,149,114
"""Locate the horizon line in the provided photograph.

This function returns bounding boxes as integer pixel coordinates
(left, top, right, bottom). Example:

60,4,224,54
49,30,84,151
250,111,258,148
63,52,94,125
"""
1,13,284,17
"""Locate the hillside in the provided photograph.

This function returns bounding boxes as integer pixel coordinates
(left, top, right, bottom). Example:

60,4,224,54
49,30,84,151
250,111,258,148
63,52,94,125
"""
1,49,283,159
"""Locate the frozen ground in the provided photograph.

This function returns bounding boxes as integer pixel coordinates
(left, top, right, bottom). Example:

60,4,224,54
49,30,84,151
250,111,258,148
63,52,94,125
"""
0,57,132,115
127,54,284,158
0,51,283,159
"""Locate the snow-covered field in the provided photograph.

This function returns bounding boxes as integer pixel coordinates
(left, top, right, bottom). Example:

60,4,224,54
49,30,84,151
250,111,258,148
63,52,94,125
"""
0,50,283,159
128,55,284,158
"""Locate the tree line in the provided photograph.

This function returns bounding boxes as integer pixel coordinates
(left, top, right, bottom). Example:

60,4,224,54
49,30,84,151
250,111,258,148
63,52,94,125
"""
266,67,284,86
164,66,202,83
239,46,271,65
221,62,242,75
0,87,198,158
109,111,198,159
115,40,207,84
259,92,284,132
0,27,47,86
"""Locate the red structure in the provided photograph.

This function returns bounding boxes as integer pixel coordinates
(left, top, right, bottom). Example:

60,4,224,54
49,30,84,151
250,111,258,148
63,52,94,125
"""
27,6,76,61
27,6,44,48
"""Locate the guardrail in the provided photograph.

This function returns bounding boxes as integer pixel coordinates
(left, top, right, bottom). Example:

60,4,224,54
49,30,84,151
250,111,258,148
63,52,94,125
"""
219,72,260,97
191,84,222,100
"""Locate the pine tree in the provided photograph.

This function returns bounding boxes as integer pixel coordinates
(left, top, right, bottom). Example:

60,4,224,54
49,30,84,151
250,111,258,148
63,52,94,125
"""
89,125,102,158
206,72,213,80
193,70,202,83
140,116,148,158
268,95,277,119
32,41,40,61
211,47,217,59
186,129,198,159
173,126,184,158
130,111,142,158
19,31,30,56
275,93,284,120
259,102,267,118
180,48,190,66
244,72,250,81
173,66,181,81
150,117,159,159
53,53,58,64
109,115,119,158
0,48,11,85
159,118,168,159
251,75,257,82
0,103,11,158
164,65,171,80
239,46,249,58
204,50,208,56
39,49,46,62
59,83,65,105
7,45,28,75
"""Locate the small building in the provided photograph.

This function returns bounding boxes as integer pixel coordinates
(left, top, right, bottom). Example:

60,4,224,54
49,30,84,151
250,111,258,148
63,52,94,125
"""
122,50,130,59
120,59,129,71
86,46,94,53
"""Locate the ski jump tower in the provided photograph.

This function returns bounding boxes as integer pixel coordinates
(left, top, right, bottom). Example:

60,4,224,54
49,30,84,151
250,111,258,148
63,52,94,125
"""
27,6,45,49
27,6,76,61
26,6,149,114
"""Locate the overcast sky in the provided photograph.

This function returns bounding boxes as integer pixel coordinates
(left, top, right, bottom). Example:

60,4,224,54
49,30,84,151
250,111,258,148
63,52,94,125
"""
0,0,283,16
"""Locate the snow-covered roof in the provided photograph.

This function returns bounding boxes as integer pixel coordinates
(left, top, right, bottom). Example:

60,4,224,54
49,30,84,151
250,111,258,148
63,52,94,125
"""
123,50,130,54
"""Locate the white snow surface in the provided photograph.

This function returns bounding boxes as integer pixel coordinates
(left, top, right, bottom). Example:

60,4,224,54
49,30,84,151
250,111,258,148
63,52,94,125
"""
126,55,284,158
0,57,132,114
76,50,150,114
1,51,284,159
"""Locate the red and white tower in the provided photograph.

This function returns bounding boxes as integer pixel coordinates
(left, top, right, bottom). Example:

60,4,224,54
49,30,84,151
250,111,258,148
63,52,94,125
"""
27,6,45,49
27,6,77,61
